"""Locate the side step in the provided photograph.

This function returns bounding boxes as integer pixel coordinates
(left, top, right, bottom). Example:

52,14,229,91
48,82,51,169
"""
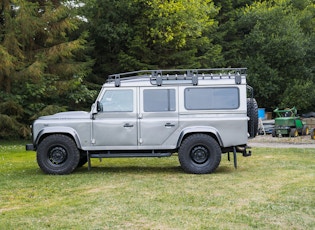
87,151,172,170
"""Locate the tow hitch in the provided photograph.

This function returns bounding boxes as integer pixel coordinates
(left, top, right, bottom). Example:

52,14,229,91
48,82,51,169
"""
228,145,252,169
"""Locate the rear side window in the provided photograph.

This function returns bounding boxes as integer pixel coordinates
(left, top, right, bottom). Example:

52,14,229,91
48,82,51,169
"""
144,89,176,112
184,87,239,110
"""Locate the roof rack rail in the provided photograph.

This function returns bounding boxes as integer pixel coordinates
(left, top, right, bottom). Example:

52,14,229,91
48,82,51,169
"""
107,68,247,87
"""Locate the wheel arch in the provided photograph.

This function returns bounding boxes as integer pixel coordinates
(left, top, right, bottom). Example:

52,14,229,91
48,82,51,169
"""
35,127,82,150
176,127,223,148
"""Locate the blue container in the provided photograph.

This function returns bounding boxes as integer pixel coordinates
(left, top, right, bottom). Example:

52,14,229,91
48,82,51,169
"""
258,108,265,119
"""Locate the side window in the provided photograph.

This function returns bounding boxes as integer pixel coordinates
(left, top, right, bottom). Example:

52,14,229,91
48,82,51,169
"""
100,89,133,112
144,89,176,112
185,87,239,110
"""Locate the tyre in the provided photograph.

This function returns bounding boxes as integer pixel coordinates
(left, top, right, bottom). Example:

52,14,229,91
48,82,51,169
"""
178,134,221,174
311,129,315,140
37,134,80,174
247,98,258,138
302,125,309,136
272,129,276,137
289,128,298,137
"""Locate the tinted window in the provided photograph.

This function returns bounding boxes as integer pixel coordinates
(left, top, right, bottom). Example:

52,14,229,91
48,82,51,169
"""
100,90,133,112
185,87,239,110
144,89,176,112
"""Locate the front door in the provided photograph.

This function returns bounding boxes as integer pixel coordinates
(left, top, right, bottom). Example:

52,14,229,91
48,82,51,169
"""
92,88,137,148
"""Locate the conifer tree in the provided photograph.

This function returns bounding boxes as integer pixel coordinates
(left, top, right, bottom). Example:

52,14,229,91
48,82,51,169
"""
0,0,93,139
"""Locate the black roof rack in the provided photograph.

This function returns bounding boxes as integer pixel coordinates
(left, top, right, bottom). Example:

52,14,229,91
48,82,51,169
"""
107,68,247,87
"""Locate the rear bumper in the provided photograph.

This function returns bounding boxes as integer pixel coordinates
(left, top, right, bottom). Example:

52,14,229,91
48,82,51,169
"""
26,144,35,151
222,145,252,157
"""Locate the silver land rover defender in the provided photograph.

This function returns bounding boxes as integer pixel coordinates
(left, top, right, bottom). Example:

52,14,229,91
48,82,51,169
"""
26,68,258,174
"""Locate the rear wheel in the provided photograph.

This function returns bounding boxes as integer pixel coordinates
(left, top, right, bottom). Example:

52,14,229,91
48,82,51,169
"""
37,134,80,174
302,125,309,135
178,134,221,174
311,129,315,140
289,128,298,137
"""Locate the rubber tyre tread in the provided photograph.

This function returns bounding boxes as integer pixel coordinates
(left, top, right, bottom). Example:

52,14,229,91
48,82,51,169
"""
302,125,309,136
37,134,80,175
289,128,298,137
311,129,315,140
178,134,221,174
247,98,258,138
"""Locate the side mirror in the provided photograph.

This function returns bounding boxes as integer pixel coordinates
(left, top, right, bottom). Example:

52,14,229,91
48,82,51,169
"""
97,101,103,112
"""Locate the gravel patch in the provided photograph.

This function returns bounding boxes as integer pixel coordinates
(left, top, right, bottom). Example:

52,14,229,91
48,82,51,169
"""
248,135,315,148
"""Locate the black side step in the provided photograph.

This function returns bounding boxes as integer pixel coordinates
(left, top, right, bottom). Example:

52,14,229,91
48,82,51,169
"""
87,151,172,170
89,152,172,158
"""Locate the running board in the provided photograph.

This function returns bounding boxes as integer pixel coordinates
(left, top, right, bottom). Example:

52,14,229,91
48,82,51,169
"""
87,151,172,170
89,152,172,158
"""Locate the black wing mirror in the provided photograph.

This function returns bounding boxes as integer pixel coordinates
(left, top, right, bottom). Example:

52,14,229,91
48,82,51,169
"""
97,101,103,112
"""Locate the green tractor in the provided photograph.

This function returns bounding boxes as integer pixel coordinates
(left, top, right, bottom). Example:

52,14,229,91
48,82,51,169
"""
272,107,309,137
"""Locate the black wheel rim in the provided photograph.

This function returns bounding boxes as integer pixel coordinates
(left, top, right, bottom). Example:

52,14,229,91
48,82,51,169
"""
190,146,209,164
48,146,68,165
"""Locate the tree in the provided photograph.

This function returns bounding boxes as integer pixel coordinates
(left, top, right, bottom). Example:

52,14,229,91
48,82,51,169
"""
80,0,139,83
213,0,256,67
0,0,94,138
84,0,223,80
239,0,315,111
121,0,223,70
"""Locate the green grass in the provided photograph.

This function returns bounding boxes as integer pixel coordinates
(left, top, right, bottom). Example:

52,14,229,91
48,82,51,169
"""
0,142,314,229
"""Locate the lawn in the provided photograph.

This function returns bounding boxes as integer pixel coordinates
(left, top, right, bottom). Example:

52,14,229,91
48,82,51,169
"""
0,142,314,229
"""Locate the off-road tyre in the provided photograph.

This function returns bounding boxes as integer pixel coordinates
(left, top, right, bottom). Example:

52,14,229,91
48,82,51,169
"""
178,134,221,174
37,134,80,174
247,98,258,138
302,125,309,136
289,128,298,137
311,129,315,140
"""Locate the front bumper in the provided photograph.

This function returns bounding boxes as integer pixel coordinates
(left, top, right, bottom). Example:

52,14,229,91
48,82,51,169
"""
26,144,35,151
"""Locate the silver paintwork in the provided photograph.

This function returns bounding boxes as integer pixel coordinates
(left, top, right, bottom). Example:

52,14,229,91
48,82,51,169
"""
30,70,249,152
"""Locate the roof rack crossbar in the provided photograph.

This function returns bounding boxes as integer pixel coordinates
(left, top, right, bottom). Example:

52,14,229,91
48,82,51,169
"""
107,68,247,86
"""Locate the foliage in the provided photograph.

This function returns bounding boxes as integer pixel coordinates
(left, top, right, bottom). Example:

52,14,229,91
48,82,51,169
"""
1,0,315,139
238,0,315,111
213,0,256,67
0,0,95,138
84,0,223,79
79,0,140,83
123,0,223,70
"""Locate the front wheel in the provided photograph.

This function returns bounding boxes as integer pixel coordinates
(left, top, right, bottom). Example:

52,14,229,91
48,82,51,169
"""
178,134,221,174
37,134,80,174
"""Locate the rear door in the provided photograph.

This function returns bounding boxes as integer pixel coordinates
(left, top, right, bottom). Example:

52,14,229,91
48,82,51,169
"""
139,87,178,146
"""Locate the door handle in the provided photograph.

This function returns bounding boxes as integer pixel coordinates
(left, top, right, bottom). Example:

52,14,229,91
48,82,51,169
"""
165,123,175,127
124,123,134,128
